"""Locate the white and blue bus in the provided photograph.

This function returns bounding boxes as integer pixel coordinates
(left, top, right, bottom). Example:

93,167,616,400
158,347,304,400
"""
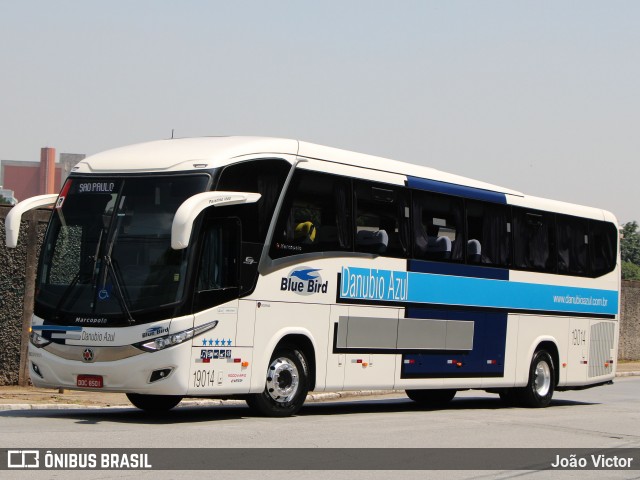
5,137,620,416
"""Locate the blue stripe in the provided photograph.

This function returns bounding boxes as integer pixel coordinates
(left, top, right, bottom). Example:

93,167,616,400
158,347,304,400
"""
409,259,509,281
339,266,619,315
407,176,507,204
32,325,83,332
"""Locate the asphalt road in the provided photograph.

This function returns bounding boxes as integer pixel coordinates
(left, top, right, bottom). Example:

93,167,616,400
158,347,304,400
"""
2,377,640,480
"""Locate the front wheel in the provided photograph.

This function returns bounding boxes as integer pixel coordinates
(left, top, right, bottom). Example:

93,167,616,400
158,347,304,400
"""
246,346,310,417
405,389,456,408
126,393,182,412
516,350,555,408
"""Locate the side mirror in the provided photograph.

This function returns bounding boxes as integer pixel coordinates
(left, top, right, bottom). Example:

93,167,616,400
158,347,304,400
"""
171,191,261,250
4,194,58,248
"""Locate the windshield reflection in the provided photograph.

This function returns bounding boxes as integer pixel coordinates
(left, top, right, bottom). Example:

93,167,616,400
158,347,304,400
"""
36,175,210,324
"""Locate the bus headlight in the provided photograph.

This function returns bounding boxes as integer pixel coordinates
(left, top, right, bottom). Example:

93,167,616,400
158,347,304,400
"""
30,329,51,348
134,320,218,352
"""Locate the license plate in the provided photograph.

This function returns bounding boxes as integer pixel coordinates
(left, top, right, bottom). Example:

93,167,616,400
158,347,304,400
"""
76,375,103,388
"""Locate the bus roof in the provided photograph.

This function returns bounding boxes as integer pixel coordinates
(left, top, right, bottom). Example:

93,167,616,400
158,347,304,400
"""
73,137,299,174
71,136,616,222
74,136,520,194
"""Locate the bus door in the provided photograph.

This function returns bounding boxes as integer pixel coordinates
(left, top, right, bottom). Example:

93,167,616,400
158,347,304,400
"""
189,217,243,394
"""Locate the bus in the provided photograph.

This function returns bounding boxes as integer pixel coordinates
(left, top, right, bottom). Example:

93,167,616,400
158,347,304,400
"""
4,136,620,416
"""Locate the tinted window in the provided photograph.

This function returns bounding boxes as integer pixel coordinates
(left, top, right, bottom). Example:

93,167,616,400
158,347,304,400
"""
513,209,556,272
197,220,239,291
354,182,409,257
216,159,290,243
412,191,464,262
557,215,589,276
35,175,209,323
590,220,618,277
466,201,511,267
270,170,352,258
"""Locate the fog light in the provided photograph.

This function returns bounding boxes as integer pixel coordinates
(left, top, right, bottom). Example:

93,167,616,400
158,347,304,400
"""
31,362,43,378
149,368,173,383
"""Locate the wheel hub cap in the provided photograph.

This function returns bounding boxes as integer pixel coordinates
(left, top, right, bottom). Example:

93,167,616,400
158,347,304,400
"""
266,357,299,403
534,360,551,397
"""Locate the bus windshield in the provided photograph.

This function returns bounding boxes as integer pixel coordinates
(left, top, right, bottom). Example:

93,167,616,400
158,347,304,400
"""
35,174,210,325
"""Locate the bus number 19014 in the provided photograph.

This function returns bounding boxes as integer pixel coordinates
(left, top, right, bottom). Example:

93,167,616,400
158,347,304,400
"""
193,369,215,388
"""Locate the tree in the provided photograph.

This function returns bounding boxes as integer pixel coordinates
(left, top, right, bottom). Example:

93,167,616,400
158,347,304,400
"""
622,261,640,281
621,221,640,266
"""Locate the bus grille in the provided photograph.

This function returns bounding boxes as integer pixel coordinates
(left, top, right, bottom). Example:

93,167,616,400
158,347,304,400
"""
588,321,615,378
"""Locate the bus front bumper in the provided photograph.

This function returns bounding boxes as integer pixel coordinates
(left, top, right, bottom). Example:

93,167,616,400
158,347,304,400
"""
27,340,192,395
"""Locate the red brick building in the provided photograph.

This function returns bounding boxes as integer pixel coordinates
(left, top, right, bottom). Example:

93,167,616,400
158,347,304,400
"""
1,148,85,202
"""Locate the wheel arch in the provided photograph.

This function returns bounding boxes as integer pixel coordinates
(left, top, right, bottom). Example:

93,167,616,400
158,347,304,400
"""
516,336,561,387
274,333,317,391
531,338,560,388
254,328,317,393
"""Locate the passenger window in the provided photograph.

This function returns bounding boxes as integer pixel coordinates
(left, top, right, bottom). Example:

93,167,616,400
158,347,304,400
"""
354,182,409,257
466,201,511,267
513,209,556,272
216,159,290,243
270,171,352,259
556,215,589,276
412,191,464,262
590,221,617,277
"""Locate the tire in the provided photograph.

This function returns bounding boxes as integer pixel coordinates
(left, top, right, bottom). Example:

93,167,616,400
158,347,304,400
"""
405,389,456,408
126,393,182,412
246,346,310,417
516,350,555,408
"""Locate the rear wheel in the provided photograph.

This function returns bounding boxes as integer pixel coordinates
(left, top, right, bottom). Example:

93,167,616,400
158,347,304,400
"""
516,350,555,408
246,346,309,417
405,389,456,408
126,393,182,412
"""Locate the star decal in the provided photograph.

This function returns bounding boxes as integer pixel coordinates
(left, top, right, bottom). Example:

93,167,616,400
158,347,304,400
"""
200,338,234,348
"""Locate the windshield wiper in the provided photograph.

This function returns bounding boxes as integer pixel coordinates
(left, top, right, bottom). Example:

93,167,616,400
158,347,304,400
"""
52,225,104,318
103,255,134,325
96,208,135,324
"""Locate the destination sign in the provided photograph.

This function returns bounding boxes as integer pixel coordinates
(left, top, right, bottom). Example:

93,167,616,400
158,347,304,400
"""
77,182,116,193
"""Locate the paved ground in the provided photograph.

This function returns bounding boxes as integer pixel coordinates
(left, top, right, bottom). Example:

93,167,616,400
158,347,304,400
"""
1,361,638,410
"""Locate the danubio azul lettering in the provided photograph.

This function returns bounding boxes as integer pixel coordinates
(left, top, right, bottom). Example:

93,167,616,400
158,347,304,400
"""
338,266,618,315
340,267,408,302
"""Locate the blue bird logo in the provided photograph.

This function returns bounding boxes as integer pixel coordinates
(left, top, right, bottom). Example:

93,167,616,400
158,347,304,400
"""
290,268,321,281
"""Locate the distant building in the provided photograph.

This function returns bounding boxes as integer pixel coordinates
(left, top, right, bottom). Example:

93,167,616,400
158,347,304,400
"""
0,147,86,203
59,153,86,181
0,187,17,205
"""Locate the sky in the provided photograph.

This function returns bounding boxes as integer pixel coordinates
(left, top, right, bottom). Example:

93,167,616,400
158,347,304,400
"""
0,1,639,223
